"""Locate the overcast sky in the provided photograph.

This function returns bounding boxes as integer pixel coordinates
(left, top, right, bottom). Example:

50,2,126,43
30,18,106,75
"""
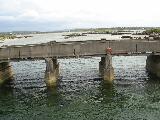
0,0,160,32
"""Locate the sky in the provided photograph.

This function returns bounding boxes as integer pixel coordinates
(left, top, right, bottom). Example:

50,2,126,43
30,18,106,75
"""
0,0,160,32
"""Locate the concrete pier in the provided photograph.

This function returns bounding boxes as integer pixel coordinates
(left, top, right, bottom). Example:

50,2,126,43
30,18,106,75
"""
45,58,59,86
0,39,160,86
146,54,160,78
0,62,12,86
99,57,105,75
99,54,114,82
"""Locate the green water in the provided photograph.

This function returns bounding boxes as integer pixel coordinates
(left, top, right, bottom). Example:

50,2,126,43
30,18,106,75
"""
0,56,160,120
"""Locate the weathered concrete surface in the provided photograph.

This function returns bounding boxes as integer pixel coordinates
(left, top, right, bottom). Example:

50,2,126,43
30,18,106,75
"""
146,54,160,78
99,55,114,82
0,62,12,86
99,57,105,75
0,39,160,61
45,58,59,87
0,39,159,84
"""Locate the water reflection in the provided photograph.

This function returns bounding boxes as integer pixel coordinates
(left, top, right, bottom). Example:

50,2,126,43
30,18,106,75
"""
0,56,160,120
94,81,116,103
0,62,13,87
143,73,160,103
46,85,60,107
0,79,15,118
0,83,13,97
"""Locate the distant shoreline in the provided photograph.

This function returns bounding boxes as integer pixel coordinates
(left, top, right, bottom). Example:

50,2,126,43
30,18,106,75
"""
0,35,33,41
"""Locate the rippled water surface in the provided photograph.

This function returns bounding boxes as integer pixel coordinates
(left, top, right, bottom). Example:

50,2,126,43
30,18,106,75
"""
1,56,160,120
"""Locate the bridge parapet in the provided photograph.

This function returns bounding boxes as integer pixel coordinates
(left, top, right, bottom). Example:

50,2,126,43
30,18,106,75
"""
0,39,160,61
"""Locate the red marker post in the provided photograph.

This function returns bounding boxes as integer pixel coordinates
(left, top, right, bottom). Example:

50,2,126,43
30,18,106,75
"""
106,47,112,54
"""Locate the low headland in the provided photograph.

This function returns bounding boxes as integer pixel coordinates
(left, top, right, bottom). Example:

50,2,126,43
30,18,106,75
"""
0,33,33,41
1,27,160,41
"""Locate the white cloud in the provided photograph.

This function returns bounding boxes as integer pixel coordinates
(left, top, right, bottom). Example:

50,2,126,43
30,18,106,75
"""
17,10,40,21
0,0,160,31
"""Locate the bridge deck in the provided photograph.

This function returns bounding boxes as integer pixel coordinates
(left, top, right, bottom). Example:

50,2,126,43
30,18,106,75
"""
0,39,160,61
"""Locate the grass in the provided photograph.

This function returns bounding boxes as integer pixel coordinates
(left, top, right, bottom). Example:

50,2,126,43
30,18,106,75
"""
143,29,160,35
0,34,17,41
64,33,87,39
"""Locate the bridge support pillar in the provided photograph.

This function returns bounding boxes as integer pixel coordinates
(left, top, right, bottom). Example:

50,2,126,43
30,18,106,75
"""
146,54,160,78
99,57,105,75
99,54,114,82
0,61,12,86
45,58,59,87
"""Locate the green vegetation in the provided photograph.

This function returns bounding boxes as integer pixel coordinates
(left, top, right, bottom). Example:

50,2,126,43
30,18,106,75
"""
86,28,111,34
0,34,17,41
70,27,149,33
63,33,87,39
70,28,113,34
143,29,160,35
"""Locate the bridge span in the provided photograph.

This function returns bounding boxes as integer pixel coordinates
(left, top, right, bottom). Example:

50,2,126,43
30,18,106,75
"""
0,39,160,86
0,39,160,60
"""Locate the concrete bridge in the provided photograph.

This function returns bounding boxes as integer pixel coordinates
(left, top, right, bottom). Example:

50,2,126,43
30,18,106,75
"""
0,39,160,86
